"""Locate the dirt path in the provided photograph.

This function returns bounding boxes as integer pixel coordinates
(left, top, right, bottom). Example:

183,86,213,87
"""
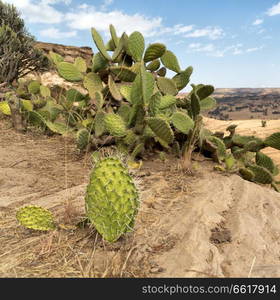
1,117,280,277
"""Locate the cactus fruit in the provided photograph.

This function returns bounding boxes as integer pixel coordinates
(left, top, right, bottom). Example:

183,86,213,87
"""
104,113,127,137
160,50,181,73
85,157,139,242
157,77,178,96
144,43,166,62
57,62,83,82
0,101,11,115
16,205,56,231
77,128,90,150
264,132,280,150
127,31,145,62
91,28,112,61
147,117,174,146
171,111,194,134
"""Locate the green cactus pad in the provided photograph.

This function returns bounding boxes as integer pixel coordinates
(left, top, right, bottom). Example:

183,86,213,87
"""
91,28,112,61
247,164,274,184
0,101,11,115
196,85,215,100
172,66,193,90
66,89,85,102
144,43,166,62
127,31,145,62
148,92,161,116
117,104,131,124
76,128,90,150
140,64,155,104
85,157,139,242
232,135,264,148
94,110,106,137
20,100,33,112
92,52,108,72
74,57,87,73
264,132,280,150
160,50,181,73
146,59,160,71
57,62,83,82
171,111,194,134
106,38,116,51
157,77,178,95
239,168,255,182
123,129,138,147
112,32,126,62
83,72,103,98
28,80,41,94
200,97,217,111
255,151,275,174
40,85,51,98
16,205,56,231
191,91,200,118
110,66,137,82
104,113,127,137
207,136,227,161
49,51,64,65
45,121,69,135
131,143,145,160
159,95,177,110
108,75,122,101
147,117,174,145
109,24,119,48
94,91,104,110
119,85,132,103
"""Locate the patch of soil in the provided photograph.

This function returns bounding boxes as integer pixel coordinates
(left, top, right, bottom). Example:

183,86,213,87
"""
1,117,280,278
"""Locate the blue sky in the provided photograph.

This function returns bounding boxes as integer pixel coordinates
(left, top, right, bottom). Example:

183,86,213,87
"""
4,0,280,89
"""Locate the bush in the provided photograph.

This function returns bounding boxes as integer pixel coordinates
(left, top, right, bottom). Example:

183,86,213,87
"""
0,1,48,85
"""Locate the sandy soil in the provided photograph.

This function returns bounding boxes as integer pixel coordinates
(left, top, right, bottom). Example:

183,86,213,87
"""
1,116,280,278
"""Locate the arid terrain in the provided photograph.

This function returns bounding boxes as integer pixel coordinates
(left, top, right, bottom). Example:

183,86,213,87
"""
1,114,280,278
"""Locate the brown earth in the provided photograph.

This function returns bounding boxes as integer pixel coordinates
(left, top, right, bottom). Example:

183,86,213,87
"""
1,116,280,278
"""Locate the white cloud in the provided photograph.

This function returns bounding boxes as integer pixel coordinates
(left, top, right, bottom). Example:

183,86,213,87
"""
184,26,224,40
4,0,65,23
39,27,77,39
188,43,215,52
65,9,162,37
252,18,263,25
266,2,280,16
246,46,264,53
188,43,245,57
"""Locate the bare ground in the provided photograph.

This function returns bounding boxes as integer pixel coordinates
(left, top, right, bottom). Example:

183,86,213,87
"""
1,116,280,278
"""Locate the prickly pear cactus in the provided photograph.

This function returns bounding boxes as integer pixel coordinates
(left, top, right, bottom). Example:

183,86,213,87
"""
85,157,139,242
16,205,56,231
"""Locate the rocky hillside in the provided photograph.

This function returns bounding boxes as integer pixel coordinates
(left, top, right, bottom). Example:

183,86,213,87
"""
35,41,93,66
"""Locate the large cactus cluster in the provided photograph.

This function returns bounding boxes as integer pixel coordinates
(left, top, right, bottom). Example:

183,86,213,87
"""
210,125,280,192
50,24,216,160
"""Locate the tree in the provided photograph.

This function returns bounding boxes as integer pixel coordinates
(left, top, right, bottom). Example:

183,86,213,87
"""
0,1,49,86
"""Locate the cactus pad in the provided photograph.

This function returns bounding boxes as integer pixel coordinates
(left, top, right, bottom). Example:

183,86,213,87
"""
157,77,178,96
77,128,90,150
171,111,194,134
147,117,174,145
160,50,181,73
247,164,274,184
127,31,145,62
57,62,83,82
0,101,11,115
91,28,112,61
85,157,139,242
172,66,193,90
144,43,166,62
200,97,217,111
264,132,280,150
16,205,56,231
110,67,137,82
255,151,275,174
104,113,127,137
